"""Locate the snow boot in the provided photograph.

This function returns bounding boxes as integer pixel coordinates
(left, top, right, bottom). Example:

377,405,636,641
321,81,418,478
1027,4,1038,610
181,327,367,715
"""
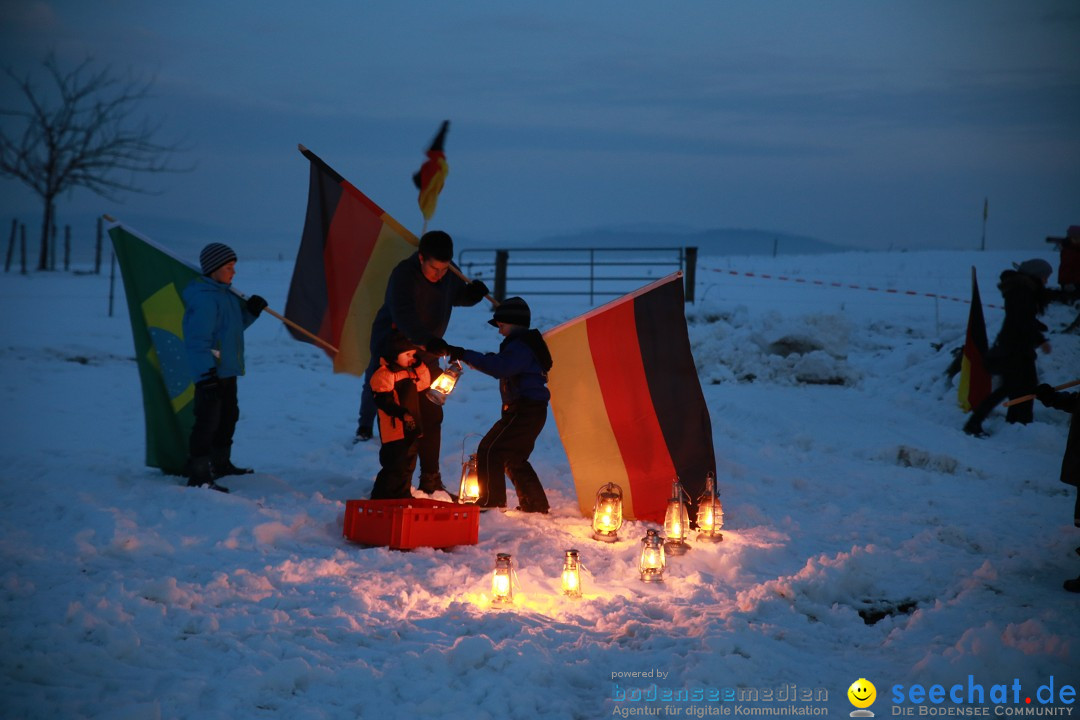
1064,575,1080,593
962,419,987,438
418,471,456,501
187,456,230,493
354,424,373,443
212,452,254,478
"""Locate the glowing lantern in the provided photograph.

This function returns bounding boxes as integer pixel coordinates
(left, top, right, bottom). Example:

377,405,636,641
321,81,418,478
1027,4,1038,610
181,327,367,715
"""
491,553,515,604
663,479,691,556
458,453,480,504
561,549,582,598
639,529,666,583
427,360,464,405
695,471,724,542
591,482,624,542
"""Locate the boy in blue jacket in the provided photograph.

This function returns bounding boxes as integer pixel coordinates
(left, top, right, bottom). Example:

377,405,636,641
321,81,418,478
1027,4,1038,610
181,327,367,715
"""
444,297,553,513
182,243,267,492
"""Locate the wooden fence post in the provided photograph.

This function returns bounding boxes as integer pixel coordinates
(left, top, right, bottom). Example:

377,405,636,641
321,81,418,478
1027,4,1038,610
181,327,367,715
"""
95,216,103,274
4,219,15,272
684,246,697,304
108,251,116,317
494,250,509,302
64,224,71,271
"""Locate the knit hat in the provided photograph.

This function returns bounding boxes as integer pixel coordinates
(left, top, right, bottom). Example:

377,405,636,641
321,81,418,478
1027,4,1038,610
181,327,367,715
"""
199,243,237,275
1015,258,1053,282
488,296,531,327
380,332,418,363
418,231,454,262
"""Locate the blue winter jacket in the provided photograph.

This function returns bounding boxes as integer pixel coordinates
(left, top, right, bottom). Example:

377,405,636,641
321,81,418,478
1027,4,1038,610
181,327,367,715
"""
462,328,553,406
182,276,258,382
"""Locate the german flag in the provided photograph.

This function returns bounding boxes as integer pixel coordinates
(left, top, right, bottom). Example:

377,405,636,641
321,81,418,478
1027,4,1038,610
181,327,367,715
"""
285,146,418,376
414,120,449,221
958,266,991,412
545,273,716,523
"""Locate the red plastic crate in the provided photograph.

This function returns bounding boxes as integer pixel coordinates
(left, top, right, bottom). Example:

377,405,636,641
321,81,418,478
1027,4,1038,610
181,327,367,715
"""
343,498,479,550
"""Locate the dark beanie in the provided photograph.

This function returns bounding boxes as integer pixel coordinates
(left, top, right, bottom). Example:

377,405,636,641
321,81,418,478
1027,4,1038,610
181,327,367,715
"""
488,296,531,327
1016,258,1052,282
380,332,417,362
418,231,453,261
200,243,237,275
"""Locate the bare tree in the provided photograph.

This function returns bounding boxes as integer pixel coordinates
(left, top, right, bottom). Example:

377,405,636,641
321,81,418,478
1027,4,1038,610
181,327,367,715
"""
0,54,188,270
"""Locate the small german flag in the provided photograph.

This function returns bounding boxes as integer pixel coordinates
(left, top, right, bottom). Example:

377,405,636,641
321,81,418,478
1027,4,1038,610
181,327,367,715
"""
545,273,716,523
414,120,450,222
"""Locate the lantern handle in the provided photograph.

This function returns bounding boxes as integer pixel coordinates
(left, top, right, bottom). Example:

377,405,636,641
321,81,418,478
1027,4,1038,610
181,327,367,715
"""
460,431,483,458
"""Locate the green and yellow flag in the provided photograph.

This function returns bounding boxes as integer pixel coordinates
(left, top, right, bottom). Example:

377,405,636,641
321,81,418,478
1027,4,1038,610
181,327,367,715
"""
108,220,200,475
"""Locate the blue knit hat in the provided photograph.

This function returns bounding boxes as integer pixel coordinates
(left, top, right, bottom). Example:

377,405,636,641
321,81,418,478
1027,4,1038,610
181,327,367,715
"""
199,243,237,275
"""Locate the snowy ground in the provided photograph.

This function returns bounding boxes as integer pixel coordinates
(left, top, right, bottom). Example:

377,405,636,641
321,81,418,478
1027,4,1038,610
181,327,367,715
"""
1,248,1077,720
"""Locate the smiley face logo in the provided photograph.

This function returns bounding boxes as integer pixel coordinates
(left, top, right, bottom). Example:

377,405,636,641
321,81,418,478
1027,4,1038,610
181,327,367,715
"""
848,678,877,712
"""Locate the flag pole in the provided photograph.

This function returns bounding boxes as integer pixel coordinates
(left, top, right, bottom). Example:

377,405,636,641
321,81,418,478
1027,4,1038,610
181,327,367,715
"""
980,197,988,251
1002,378,1080,407
254,302,339,354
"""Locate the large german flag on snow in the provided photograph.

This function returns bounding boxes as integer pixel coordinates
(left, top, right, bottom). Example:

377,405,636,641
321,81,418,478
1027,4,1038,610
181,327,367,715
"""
285,146,418,376
545,273,716,523
958,266,991,412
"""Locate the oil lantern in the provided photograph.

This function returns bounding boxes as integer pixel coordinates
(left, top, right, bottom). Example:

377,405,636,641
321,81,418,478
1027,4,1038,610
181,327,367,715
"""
427,360,464,405
639,529,666,583
491,553,515,604
591,482,624,542
662,479,691,556
695,471,724,542
561,549,582,598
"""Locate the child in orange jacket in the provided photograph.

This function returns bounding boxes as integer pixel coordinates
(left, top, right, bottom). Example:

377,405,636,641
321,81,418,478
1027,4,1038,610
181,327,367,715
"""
369,334,431,500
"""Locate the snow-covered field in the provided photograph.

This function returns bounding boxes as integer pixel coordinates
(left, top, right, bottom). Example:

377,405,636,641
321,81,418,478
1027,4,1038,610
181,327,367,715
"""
1,247,1077,720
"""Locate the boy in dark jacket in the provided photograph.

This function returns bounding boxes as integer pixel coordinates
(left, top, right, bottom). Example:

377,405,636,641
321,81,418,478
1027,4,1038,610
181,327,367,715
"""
964,258,1052,436
444,297,553,513
1035,383,1080,592
182,243,267,492
369,334,431,500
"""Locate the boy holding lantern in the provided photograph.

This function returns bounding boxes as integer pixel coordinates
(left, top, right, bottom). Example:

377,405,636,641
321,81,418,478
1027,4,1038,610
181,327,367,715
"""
443,297,553,513
368,333,431,500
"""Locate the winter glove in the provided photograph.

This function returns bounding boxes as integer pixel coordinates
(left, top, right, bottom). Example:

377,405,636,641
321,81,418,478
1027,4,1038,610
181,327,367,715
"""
402,412,417,432
426,337,450,356
462,279,490,306
1035,383,1055,405
446,345,466,362
246,294,268,317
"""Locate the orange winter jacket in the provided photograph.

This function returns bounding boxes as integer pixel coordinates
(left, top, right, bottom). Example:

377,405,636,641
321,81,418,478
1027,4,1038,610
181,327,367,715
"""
370,359,431,443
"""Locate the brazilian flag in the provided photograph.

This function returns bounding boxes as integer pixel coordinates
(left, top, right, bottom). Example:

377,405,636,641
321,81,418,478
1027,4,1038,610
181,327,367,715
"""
108,221,200,475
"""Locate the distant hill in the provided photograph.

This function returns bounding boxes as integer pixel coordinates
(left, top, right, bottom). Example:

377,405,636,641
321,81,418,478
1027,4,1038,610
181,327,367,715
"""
459,224,850,257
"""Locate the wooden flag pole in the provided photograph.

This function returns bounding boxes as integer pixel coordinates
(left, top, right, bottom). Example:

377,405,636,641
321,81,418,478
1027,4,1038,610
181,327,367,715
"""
1002,378,1080,407
446,263,498,307
262,306,339,354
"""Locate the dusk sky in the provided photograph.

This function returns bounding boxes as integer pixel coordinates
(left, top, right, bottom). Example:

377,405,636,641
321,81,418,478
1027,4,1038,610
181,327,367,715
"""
1,1,1078,259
